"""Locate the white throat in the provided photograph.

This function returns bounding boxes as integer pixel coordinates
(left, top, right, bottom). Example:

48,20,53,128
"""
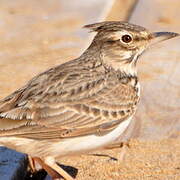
103,50,140,76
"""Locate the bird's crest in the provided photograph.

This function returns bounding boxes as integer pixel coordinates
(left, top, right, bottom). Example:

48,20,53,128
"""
83,21,146,33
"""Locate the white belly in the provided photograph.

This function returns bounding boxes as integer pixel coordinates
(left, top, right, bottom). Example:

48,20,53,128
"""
0,117,132,157
53,116,132,156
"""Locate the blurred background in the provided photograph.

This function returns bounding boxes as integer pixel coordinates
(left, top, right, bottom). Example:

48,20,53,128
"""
0,0,179,179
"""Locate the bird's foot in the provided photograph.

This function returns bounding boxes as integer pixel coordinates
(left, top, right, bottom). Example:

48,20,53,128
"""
28,156,75,180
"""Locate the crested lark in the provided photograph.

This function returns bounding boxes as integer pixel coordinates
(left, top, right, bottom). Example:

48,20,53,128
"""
0,21,179,179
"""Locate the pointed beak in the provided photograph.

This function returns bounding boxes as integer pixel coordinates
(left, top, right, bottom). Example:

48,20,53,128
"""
150,31,179,45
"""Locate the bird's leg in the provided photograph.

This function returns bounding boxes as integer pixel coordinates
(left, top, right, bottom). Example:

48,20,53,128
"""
28,155,37,173
44,156,75,180
104,142,124,149
28,156,75,180
105,141,130,150
91,142,130,162
118,142,130,161
104,142,130,161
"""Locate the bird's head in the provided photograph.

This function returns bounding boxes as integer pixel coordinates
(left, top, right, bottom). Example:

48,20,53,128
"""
84,21,179,75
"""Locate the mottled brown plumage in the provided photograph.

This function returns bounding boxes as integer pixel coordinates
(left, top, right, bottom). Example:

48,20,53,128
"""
0,64,138,138
0,21,178,180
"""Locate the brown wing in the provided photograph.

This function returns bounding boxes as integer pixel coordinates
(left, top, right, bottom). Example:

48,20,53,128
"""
0,60,138,139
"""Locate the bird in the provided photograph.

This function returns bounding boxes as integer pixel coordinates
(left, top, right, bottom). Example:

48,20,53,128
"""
0,21,179,180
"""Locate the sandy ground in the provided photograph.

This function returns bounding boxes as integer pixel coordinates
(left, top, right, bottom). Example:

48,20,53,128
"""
51,138,179,180
0,1,179,180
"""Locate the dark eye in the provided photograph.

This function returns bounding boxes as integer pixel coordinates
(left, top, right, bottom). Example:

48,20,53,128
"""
121,34,132,43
